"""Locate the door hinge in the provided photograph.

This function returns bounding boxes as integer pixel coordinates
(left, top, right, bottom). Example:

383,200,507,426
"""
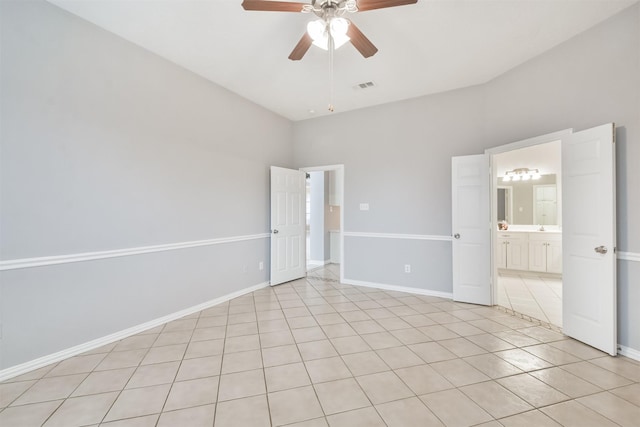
305,173,310,179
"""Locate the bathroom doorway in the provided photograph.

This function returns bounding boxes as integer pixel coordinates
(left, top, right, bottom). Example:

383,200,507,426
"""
492,140,563,328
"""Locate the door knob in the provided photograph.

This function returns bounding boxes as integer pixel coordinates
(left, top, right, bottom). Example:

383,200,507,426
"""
273,229,279,234
454,233,460,239
594,245,607,254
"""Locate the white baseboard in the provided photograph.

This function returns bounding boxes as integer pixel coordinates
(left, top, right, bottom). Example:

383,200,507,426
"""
618,344,640,362
0,281,270,382
342,278,453,300
343,231,452,241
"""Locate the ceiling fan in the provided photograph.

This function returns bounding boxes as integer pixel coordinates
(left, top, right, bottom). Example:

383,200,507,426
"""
241,0,418,60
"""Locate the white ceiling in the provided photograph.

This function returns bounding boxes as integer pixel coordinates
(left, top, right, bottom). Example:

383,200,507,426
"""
48,0,637,121
495,140,561,176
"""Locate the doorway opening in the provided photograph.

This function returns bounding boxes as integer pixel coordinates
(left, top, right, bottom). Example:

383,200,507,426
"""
300,165,344,283
490,137,564,329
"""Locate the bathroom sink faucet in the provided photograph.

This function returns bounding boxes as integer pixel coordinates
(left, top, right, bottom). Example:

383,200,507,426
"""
538,224,545,231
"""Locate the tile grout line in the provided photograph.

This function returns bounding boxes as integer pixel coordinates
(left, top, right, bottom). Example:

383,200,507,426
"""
254,289,276,427
151,312,201,426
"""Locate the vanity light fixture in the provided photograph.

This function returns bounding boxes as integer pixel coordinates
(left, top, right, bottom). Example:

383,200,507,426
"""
502,168,541,182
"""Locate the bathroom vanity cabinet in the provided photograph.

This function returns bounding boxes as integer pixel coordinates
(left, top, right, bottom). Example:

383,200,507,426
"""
496,231,562,274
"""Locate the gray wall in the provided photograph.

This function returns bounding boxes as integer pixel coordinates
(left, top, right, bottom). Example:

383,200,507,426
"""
0,1,292,368
293,86,486,293
293,5,639,351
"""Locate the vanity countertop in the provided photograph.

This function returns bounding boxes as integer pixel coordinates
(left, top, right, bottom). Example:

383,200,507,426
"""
499,228,561,234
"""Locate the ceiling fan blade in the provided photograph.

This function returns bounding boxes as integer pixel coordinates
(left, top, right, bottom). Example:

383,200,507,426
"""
241,0,308,12
347,21,378,58
355,0,417,12
289,32,313,60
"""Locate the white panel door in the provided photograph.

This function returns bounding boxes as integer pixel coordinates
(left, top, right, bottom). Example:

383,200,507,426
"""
452,155,491,305
270,166,306,286
563,123,617,355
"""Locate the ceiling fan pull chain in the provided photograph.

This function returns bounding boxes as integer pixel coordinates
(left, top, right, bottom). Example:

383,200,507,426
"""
328,32,335,112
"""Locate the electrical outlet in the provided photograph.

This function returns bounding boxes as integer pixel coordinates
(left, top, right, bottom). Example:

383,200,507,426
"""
259,261,264,271
404,264,411,273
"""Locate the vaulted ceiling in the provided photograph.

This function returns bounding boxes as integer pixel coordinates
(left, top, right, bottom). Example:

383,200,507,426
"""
48,0,637,121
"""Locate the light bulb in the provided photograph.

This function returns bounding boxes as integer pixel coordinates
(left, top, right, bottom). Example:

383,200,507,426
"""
522,174,530,181
330,18,350,48
307,20,328,50
512,175,521,181
330,18,349,37
332,32,350,49
502,176,511,182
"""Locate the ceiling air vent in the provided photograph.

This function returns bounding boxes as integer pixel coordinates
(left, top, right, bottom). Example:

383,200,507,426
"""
354,81,376,90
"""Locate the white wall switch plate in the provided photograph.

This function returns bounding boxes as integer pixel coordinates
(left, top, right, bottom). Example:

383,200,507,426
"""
359,203,369,211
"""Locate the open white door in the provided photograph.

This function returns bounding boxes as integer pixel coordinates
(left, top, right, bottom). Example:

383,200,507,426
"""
563,123,617,355
270,166,306,286
452,155,491,305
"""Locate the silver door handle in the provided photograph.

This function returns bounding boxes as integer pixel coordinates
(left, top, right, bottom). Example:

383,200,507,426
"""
454,233,460,239
594,245,607,254
273,229,279,234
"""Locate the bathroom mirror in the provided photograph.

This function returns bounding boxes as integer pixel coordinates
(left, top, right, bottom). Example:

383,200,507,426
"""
497,187,512,223
497,174,558,225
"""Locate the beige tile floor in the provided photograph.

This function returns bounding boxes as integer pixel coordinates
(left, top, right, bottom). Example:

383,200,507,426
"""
497,272,563,328
1,265,638,426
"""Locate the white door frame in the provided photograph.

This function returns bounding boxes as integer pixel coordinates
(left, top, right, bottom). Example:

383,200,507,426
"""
299,164,345,283
485,129,572,306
